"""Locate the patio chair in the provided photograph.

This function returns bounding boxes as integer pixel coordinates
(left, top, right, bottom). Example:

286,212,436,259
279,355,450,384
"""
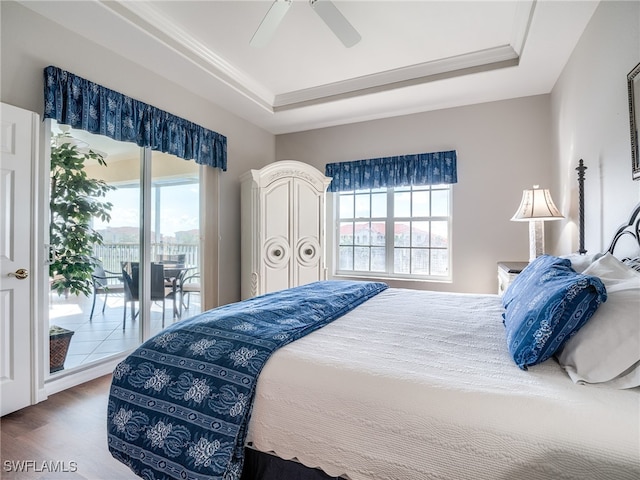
158,254,186,267
164,266,193,319
121,262,172,330
90,261,124,320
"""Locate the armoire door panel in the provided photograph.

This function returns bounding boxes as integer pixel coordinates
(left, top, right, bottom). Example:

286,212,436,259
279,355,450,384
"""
263,263,290,295
263,180,290,241
292,178,324,287
293,179,322,241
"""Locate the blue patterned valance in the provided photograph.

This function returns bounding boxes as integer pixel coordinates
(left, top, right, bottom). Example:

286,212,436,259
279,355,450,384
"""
43,66,227,170
325,150,457,192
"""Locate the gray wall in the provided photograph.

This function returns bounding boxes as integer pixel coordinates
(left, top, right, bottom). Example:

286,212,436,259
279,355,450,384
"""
0,1,275,306
276,1,640,294
550,0,640,255
276,95,553,294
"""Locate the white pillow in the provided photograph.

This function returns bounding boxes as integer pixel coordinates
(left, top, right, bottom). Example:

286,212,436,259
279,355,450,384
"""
556,253,640,388
559,253,602,273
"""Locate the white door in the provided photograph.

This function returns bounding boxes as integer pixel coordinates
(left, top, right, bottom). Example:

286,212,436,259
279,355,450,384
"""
0,102,37,416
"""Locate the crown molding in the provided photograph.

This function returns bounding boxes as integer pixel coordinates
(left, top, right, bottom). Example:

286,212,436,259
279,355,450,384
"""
511,0,537,57
273,45,520,111
101,0,275,112
101,0,533,114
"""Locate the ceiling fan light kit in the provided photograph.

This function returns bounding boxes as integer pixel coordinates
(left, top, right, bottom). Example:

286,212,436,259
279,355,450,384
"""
250,0,361,48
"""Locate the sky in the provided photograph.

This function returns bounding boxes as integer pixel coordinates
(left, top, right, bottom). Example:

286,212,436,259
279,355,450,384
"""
93,182,199,237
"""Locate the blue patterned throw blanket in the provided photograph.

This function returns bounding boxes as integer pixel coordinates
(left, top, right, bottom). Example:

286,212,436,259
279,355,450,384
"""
107,280,388,480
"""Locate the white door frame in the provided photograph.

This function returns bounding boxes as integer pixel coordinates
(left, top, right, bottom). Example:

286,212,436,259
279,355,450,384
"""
34,122,50,403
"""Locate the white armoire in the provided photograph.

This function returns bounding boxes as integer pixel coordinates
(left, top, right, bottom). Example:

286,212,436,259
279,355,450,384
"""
240,160,332,299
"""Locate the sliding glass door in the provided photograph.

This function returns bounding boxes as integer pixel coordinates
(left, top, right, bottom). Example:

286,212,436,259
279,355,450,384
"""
47,121,201,375
149,151,202,338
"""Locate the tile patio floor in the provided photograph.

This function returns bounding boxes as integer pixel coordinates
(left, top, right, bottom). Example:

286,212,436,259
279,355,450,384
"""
48,288,201,373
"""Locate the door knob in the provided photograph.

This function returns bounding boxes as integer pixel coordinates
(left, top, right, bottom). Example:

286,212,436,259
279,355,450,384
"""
7,268,28,280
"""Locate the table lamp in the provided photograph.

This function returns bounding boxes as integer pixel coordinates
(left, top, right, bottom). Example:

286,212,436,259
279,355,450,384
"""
511,185,564,262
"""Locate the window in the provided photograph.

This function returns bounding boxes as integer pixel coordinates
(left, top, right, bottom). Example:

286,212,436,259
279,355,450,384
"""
335,184,451,280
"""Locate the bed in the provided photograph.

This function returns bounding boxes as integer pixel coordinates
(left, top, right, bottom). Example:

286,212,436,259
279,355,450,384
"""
108,203,640,480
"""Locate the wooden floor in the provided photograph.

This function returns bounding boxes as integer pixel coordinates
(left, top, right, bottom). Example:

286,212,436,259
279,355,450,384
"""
1,375,139,479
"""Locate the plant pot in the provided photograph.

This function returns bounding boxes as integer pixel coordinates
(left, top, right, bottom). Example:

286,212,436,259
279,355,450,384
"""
49,325,74,373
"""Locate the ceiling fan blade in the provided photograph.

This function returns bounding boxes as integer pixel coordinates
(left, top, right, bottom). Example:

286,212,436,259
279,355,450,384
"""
250,0,292,47
310,0,361,48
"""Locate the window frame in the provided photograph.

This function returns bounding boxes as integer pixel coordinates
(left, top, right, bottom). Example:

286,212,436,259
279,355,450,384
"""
331,184,453,282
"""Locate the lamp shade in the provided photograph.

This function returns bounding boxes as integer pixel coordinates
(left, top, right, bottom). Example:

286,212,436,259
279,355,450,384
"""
511,185,564,221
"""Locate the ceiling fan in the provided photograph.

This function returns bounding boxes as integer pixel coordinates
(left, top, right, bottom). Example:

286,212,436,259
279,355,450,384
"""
250,0,361,48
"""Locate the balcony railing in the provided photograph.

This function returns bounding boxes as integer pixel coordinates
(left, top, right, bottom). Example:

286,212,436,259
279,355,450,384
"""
94,243,200,272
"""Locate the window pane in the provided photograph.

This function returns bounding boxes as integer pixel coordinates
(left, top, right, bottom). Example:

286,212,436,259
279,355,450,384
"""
411,249,430,274
354,247,370,270
394,191,411,217
355,194,370,218
432,189,449,216
394,222,411,247
371,247,385,272
371,193,386,217
394,248,410,274
153,182,199,255
339,222,354,245
412,190,430,217
334,184,451,280
431,221,448,247
354,222,369,245
431,249,449,276
339,246,353,270
412,221,429,247
370,221,385,246
339,194,354,218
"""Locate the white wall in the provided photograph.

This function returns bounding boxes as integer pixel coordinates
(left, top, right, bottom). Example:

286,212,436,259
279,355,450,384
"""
0,1,275,306
276,95,553,294
550,0,640,255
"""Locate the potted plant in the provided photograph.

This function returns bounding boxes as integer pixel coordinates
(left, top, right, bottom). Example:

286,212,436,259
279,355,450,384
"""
49,131,114,297
49,325,74,373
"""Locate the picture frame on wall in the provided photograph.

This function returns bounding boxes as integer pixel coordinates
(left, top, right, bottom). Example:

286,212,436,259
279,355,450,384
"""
628,61,640,181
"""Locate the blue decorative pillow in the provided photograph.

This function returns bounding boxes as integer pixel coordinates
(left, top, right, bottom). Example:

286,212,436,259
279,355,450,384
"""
502,255,570,309
502,255,607,370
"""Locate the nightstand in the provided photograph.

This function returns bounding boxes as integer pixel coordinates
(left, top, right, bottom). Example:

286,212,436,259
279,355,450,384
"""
497,261,528,295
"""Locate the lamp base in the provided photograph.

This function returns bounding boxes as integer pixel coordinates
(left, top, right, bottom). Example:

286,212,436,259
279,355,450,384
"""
528,220,544,262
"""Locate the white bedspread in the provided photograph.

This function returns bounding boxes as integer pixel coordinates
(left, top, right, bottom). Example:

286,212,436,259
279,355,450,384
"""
245,288,640,480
